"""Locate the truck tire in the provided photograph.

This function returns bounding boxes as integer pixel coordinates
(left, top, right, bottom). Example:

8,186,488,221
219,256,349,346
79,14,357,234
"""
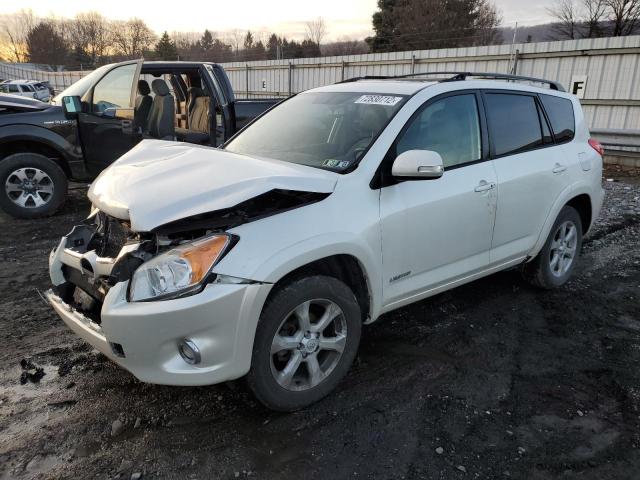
247,275,362,411
522,206,583,289
0,153,68,219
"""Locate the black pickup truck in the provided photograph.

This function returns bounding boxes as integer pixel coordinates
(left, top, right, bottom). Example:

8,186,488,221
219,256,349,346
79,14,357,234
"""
0,60,281,218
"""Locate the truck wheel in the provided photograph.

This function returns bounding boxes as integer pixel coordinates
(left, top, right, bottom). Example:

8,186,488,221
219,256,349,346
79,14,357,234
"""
0,153,67,219
247,275,362,411
522,206,583,289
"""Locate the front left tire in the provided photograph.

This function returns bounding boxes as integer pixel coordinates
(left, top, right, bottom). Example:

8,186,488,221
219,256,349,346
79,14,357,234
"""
247,275,362,411
0,153,68,219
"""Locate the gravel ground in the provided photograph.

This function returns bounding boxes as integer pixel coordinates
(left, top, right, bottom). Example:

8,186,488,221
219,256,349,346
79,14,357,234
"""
0,173,639,480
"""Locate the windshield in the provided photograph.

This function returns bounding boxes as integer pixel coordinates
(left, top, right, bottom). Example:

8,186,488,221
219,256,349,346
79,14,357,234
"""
52,64,113,104
224,91,407,172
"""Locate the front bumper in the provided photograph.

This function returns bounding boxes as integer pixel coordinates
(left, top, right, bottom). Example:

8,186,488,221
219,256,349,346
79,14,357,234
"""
47,229,272,386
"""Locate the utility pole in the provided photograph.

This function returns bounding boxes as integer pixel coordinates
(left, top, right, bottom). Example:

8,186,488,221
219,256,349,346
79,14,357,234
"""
508,22,518,74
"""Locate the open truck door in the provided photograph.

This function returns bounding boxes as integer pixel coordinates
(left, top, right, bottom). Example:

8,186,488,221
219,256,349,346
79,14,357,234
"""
72,60,143,176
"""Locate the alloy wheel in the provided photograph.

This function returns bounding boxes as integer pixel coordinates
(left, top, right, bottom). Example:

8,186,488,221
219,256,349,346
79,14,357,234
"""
270,298,348,391
4,168,54,208
549,220,578,277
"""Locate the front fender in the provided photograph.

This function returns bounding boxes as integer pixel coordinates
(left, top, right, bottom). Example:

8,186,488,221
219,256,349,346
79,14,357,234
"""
0,123,86,179
214,230,383,320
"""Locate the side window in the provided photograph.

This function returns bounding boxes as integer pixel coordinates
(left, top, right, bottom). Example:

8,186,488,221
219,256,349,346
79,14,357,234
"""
540,94,575,143
20,85,33,92
8,84,19,93
396,94,481,169
91,64,137,113
485,93,543,157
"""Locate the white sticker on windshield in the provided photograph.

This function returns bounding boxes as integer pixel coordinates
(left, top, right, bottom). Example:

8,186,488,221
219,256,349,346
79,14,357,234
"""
354,95,403,106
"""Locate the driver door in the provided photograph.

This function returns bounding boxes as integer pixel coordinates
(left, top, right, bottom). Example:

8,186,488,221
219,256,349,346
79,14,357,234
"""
77,61,143,176
379,92,497,307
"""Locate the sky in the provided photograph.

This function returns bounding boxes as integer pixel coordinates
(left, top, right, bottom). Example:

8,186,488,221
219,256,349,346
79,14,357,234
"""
0,0,558,41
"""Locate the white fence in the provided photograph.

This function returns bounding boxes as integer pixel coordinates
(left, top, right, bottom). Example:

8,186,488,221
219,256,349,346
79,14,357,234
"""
0,63,89,93
2,35,640,132
219,35,640,132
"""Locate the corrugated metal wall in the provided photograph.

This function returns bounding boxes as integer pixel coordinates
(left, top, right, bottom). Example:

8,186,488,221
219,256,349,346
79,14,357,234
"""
2,35,639,131
220,35,640,131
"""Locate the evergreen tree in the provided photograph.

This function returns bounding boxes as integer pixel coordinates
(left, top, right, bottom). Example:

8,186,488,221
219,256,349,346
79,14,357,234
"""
154,31,178,60
200,29,214,52
366,0,501,52
26,21,69,65
243,30,254,51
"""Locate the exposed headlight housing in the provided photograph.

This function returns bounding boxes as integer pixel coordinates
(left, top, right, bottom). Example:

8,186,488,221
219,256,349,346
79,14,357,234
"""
129,234,233,302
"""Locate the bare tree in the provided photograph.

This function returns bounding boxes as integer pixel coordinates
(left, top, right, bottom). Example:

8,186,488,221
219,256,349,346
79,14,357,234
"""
226,29,245,58
74,12,111,64
305,16,327,49
322,37,369,56
475,0,503,45
606,0,640,35
581,0,608,36
112,18,156,58
0,9,36,62
548,0,580,39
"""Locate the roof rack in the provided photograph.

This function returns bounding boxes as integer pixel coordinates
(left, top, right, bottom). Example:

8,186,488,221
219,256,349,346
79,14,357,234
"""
337,71,565,92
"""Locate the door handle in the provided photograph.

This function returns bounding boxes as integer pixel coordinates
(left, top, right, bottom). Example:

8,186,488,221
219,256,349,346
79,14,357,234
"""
474,180,495,193
121,119,133,135
552,163,567,174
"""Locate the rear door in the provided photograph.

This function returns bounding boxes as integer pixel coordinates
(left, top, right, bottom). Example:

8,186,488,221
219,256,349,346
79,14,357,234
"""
484,91,568,264
19,84,35,99
77,61,143,176
379,92,498,306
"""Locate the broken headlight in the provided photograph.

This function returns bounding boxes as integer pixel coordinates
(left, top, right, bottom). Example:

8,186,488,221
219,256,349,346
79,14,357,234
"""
129,234,233,302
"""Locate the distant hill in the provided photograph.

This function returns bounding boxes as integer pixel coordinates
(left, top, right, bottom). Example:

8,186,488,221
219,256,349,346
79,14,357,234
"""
499,21,640,44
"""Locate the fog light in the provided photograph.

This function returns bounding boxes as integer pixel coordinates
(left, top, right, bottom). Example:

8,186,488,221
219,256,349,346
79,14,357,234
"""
178,339,201,365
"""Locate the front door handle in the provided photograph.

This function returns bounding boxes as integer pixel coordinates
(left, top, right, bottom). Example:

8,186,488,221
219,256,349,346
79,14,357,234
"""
552,163,567,174
474,180,496,193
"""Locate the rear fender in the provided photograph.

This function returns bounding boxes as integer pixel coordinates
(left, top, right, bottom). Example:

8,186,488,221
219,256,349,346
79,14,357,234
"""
528,182,593,260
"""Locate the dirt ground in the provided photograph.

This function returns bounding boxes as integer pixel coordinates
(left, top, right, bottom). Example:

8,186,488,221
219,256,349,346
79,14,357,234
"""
0,170,639,480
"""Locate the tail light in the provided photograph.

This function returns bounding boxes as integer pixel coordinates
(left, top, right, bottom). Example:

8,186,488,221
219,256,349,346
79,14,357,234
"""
588,138,604,156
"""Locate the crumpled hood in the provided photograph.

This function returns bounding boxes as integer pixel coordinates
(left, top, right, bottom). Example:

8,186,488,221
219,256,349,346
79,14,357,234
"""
88,140,338,232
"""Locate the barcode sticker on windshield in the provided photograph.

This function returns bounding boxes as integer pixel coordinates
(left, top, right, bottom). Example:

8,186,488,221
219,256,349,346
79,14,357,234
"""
355,95,403,106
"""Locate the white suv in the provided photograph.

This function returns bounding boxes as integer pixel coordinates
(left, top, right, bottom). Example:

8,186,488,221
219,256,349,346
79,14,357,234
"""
47,73,604,411
0,80,50,102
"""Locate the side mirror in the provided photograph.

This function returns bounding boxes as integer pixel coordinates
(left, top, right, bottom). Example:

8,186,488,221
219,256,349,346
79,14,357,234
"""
62,96,82,119
391,149,444,179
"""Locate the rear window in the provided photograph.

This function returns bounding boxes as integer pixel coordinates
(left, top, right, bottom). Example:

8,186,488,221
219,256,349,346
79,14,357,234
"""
485,93,543,157
540,94,575,143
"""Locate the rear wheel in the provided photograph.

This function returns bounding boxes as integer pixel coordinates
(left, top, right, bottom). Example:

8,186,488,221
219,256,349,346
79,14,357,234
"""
522,206,583,289
247,275,362,411
0,153,67,219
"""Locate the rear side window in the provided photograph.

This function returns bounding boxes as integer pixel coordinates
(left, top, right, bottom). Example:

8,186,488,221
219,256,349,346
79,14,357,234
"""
485,93,542,157
540,94,575,143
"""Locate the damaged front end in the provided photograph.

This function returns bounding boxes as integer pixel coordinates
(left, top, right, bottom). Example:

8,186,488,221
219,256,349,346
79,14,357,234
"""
48,211,155,323
48,188,328,323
